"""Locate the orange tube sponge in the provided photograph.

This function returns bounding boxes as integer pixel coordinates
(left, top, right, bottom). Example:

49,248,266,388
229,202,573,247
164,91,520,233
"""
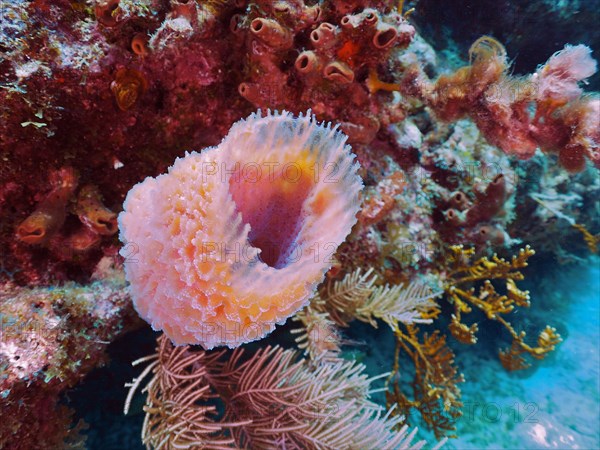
118,111,363,348
16,167,79,245
75,185,118,236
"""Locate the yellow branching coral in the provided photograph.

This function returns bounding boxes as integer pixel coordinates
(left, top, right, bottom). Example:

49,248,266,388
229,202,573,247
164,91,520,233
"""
448,315,479,345
386,325,464,440
125,335,433,450
497,325,563,371
572,223,600,253
443,245,562,371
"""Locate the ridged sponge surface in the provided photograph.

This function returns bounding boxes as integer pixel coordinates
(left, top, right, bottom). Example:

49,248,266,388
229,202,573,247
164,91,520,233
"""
118,111,363,348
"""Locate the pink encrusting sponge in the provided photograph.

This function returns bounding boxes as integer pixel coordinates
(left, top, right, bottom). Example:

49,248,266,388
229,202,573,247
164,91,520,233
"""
118,111,363,348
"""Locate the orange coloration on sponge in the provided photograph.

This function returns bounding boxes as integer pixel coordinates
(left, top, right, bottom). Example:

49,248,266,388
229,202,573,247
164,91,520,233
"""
118,111,363,348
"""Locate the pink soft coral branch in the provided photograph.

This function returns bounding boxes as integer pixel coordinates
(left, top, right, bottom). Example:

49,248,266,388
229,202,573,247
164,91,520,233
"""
535,44,598,102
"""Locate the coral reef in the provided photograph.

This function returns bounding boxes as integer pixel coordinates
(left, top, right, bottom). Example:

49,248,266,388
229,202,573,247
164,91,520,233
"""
0,0,598,447
336,117,524,286
1,0,597,285
0,0,241,284
235,1,416,144
0,257,139,448
371,37,599,171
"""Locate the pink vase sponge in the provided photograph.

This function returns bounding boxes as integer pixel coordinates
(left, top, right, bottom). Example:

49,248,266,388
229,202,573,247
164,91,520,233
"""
118,111,363,348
